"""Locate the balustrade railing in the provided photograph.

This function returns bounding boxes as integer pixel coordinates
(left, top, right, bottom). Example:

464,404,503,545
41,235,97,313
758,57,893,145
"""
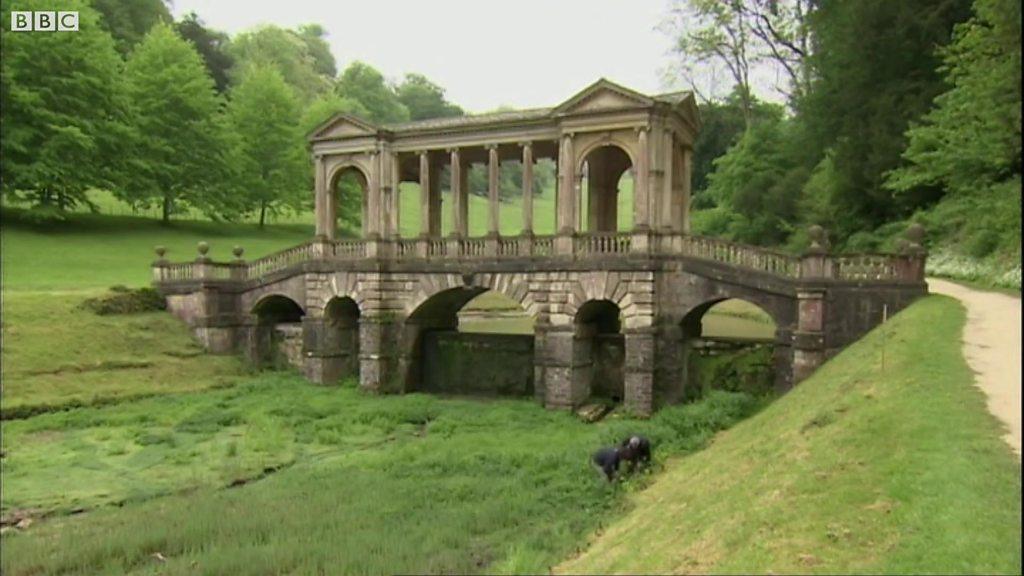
833,254,900,281
575,232,631,255
154,232,922,286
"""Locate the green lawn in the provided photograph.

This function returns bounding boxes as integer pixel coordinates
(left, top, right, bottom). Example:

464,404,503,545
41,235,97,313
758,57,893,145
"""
559,296,1022,575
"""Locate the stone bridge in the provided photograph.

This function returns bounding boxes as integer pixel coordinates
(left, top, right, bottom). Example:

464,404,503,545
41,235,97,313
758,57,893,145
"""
152,79,928,415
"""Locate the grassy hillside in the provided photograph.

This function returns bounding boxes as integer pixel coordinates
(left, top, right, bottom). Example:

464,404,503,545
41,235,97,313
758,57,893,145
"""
559,296,1022,574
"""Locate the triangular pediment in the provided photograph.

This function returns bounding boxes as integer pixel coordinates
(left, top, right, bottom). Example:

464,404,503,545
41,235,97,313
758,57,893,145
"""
308,113,378,141
554,79,654,115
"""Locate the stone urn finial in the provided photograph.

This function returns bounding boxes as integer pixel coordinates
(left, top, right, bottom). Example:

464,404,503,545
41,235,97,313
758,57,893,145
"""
806,224,829,256
232,245,244,260
155,246,166,259
905,223,926,255
896,238,910,254
197,241,210,256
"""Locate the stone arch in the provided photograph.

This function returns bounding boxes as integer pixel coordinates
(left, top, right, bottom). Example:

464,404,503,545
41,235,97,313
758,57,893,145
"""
407,273,538,320
320,295,361,383
576,141,635,233
327,162,371,237
563,272,651,328
248,294,306,370
574,298,626,403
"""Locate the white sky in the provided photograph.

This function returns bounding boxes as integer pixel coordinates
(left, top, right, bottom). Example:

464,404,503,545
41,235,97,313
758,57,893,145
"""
168,0,684,113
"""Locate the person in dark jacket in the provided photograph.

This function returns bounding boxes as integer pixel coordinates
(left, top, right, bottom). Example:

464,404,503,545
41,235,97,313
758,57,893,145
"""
618,435,652,471
591,446,622,482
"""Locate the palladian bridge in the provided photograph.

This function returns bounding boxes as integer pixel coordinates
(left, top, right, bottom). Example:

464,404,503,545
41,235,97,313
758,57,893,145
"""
153,79,928,416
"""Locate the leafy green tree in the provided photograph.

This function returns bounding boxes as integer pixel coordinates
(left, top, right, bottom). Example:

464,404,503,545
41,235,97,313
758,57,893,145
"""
335,62,410,124
0,0,132,216
801,0,972,237
691,90,784,208
176,11,234,94
122,23,235,223
92,0,171,55
705,116,804,245
296,24,337,78
229,25,331,103
885,0,1021,204
228,66,308,227
396,73,463,121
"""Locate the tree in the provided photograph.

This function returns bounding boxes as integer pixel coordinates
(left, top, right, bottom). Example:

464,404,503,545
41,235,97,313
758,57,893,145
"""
122,23,235,223
300,94,371,136
739,0,814,103
1,0,132,216
885,0,1021,203
801,0,972,237
705,115,804,245
396,73,464,121
229,25,332,103
176,11,234,94
691,89,784,207
296,24,337,78
665,0,756,126
335,62,410,124
228,66,308,227
92,0,171,55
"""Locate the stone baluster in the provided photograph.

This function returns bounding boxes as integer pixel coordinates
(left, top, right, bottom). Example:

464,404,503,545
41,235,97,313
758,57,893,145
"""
151,246,169,283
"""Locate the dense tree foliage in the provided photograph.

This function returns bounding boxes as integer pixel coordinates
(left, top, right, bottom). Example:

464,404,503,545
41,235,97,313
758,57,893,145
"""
121,24,235,223
335,62,410,124
175,12,234,94
228,66,308,227
396,73,464,121
92,0,171,55
229,25,332,103
0,0,132,217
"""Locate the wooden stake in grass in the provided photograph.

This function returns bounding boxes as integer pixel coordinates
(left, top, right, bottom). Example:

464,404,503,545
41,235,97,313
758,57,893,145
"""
881,304,888,372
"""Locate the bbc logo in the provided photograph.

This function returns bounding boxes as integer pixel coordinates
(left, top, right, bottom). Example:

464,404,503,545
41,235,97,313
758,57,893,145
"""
10,11,79,31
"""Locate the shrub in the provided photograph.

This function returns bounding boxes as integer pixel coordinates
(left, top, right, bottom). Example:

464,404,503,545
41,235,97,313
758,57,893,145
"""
80,287,166,315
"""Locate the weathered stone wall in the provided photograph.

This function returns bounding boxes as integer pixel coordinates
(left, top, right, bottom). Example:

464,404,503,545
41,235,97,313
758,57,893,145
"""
420,331,534,396
273,323,304,370
591,334,625,400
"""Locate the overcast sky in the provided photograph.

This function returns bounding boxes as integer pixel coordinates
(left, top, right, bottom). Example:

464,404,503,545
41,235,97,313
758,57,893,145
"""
168,0,683,113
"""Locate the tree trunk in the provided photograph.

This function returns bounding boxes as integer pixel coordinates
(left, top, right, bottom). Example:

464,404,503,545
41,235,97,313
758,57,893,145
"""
162,195,172,225
259,201,266,229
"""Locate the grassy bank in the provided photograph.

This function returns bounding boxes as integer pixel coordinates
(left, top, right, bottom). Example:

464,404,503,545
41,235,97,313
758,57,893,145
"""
558,295,1022,574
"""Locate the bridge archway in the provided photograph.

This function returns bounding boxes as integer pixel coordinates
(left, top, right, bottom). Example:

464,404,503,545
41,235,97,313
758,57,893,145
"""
249,294,306,370
322,296,361,383
680,297,781,397
330,165,369,237
403,286,536,396
579,144,634,232
576,299,625,403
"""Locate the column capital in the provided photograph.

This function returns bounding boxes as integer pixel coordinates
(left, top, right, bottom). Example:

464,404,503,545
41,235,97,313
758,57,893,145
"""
484,143,499,151
518,140,533,149
634,125,650,134
446,146,460,154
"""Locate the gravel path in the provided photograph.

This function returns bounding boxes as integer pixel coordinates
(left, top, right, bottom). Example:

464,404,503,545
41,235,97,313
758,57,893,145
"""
928,278,1021,457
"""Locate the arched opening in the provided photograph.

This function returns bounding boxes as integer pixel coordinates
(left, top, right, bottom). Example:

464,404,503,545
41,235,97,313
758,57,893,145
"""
579,145,634,232
332,166,368,237
576,299,625,404
250,295,305,370
680,298,778,399
323,296,361,382
405,287,535,396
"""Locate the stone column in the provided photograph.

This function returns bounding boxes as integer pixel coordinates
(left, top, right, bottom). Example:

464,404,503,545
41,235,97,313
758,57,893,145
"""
624,328,655,416
680,146,692,233
449,149,464,237
660,129,674,232
535,323,590,410
487,144,500,237
418,151,430,238
557,134,576,235
366,150,381,239
429,157,442,237
792,291,826,385
314,156,329,238
390,151,401,239
302,316,345,385
521,142,534,236
633,127,650,231
359,314,404,393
